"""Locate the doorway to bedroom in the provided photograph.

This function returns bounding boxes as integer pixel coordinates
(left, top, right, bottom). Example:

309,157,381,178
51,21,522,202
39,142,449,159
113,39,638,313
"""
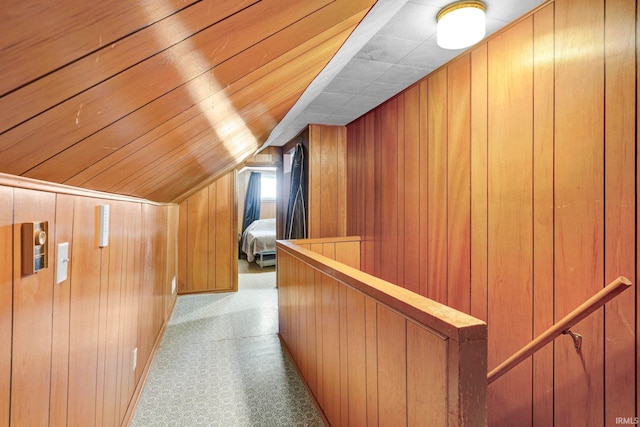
237,166,278,275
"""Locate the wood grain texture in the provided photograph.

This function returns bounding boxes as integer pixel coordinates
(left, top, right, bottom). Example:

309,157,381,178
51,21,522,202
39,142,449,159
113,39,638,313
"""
11,188,56,427
0,187,12,427
181,171,236,294
447,55,471,314
308,124,348,239
380,99,399,285
470,44,488,323
68,197,103,427
50,194,75,427
531,4,554,426
603,0,636,423
0,175,177,427
178,200,188,293
377,305,407,426
0,0,375,203
344,0,639,425
426,69,448,305
277,239,487,427
186,188,209,292
555,0,605,425
407,320,447,427
346,287,366,426
487,17,534,425
403,86,421,295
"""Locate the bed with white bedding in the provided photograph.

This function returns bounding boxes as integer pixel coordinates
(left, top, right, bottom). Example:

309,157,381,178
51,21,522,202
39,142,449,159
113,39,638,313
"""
241,218,276,267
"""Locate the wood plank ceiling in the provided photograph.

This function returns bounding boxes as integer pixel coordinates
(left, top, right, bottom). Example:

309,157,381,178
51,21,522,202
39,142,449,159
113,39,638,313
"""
0,0,375,202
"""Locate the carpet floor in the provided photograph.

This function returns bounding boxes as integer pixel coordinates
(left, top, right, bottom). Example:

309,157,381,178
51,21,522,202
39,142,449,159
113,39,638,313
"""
131,260,325,426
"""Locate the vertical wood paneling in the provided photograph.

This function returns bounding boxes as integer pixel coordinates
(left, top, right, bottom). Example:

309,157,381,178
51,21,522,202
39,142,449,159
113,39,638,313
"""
554,0,605,425
115,202,135,423
0,187,11,427
487,17,534,425
50,194,75,426
310,127,322,238
321,276,340,426
181,171,236,294
397,94,406,289
102,201,126,427
637,1,640,417
213,174,235,290
95,214,111,427
376,305,407,426
337,127,348,238
187,189,208,292
364,115,377,274
314,268,325,407
68,197,103,427
346,287,366,426
305,261,318,395
407,321,447,426
403,86,421,295
178,200,188,293
334,241,360,269
345,0,638,425
339,285,349,427
532,4,554,426
308,124,348,239
364,297,378,427
418,80,429,299
325,124,339,238
604,0,636,422
447,55,471,314
11,189,55,427
380,99,399,285
0,178,177,427
470,44,488,322
426,69,448,304
208,183,218,290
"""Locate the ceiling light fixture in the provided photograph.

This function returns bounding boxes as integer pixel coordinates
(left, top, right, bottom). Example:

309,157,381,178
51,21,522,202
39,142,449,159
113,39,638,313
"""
437,1,486,50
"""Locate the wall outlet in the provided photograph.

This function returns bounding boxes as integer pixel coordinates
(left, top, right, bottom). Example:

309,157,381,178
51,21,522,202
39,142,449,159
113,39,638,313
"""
132,347,137,371
171,276,176,294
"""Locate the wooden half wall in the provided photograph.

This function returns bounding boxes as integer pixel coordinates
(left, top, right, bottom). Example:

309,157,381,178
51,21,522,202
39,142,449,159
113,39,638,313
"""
277,237,487,426
346,0,637,425
0,173,178,427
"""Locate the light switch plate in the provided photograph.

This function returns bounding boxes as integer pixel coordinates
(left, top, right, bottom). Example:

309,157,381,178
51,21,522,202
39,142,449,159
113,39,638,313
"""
56,242,69,284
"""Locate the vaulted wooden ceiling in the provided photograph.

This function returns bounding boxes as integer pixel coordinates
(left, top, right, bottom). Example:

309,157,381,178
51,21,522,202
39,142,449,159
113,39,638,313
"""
0,0,376,202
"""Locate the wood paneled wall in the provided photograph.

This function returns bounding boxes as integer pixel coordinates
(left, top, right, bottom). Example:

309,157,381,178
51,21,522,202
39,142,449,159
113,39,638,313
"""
0,173,177,427
308,124,347,238
277,238,487,426
178,171,237,294
346,0,637,425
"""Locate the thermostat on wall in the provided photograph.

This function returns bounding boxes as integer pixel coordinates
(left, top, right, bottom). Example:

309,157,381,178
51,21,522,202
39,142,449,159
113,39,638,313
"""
22,221,48,275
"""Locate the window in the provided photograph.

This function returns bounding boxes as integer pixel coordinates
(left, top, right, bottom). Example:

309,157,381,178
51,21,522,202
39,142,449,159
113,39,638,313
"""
261,175,276,200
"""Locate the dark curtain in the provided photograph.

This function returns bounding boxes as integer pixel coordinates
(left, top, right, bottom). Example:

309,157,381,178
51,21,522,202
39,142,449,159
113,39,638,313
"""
285,143,307,239
242,172,261,234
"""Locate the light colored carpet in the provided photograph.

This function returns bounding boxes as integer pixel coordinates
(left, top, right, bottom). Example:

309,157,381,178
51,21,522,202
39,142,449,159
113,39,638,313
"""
131,260,324,426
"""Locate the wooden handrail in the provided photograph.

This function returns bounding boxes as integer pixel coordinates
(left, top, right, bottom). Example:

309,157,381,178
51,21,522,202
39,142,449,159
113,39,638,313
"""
487,276,632,385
